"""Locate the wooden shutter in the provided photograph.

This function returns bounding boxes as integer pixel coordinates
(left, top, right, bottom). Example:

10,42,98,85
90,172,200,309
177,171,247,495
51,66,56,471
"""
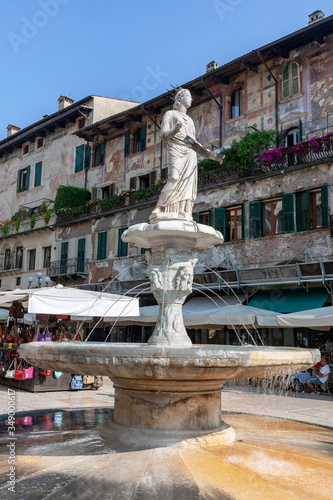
291,62,300,96
94,143,100,167
149,170,156,186
77,238,86,272
84,144,91,170
140,122,147,152
298,118,303,142
282,65,289,99
249,201,261,238
75,145,84,172
110,183,115,196
192,212,199,223
17,170,21,190
124,130,130,157
296,191,310,232
25,165,31,190
321,185,329,228
91,187,98,199
161,167,168,180
117,228,128,257
214,207,226,238
60,242,68,274
130,177,137,189
97,232,107,260
282,193,295,233
242,203,246,239
34,162,42,187
99,139,106,165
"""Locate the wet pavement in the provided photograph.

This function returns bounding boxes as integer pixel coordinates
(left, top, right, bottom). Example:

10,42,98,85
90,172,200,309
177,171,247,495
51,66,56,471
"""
0,379,333,499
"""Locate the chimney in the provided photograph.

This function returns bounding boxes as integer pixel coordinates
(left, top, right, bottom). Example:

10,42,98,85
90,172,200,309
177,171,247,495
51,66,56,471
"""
7,124,21,137
206,61,219,73
58,95,74,111
308,10,325,25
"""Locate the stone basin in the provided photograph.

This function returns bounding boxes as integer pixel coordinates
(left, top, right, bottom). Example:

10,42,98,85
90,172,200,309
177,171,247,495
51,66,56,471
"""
20,342,320,446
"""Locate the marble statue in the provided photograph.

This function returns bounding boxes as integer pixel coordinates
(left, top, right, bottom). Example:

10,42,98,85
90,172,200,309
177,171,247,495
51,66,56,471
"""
150,88,224,222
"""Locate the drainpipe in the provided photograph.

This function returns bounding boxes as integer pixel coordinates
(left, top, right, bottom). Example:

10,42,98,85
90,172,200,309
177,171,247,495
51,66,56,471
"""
141,105,163,170
257,51,279,142
200,76,223,148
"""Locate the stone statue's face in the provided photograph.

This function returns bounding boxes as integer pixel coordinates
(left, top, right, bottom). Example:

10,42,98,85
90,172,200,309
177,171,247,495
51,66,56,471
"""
182,90,192,109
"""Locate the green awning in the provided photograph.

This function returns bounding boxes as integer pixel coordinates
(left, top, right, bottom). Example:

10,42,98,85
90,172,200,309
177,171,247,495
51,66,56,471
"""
248,288,328,314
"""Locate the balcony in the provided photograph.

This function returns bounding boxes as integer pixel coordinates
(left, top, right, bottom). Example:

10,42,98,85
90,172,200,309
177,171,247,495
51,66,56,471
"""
47,258,88,282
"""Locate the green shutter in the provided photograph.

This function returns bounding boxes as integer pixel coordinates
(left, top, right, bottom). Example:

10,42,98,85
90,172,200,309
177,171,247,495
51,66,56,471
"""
77,238,86,272
75,145,84,172
214,207,226,238
25,165,31,190
192,212,199,223
99,139,106,165
124,130,130,157
321,185,329,228
60,242,68,274
140,122,147,152
249,201,261,238
17,170,21,190
282,193,295,233
299,118,303,142
84,144,91,170
34,161,42,187
280,125,284,146
242,203,246,239
296,191,310,232
117,228,128,257
97,232,107,260
141,247,149,254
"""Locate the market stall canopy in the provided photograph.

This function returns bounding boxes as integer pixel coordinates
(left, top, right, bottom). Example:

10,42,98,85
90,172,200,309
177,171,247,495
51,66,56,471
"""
276,306,333,328
0,286,139,319
117,296,279,328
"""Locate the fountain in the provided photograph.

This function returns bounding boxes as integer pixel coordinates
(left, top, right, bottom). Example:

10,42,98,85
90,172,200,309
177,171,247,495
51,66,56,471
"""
18,89,324,497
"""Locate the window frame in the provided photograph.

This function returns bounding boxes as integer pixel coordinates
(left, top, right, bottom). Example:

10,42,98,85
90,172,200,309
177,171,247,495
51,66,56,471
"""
282,61,301,100
15,247,23,270
43,246,51,269
35,137,44,150
225,206,243,242
28,249,36,271
21,142,30,156
231,88,242,119
261,198,284,237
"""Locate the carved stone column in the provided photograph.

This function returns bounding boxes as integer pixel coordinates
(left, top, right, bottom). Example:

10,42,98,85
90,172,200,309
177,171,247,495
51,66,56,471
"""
146,247,197,346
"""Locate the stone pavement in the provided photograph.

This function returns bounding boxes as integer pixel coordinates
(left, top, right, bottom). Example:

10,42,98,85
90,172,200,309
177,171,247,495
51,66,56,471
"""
0,378,332,428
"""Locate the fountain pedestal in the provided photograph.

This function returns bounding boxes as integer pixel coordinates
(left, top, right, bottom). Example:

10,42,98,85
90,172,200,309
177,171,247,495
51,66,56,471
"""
122,220,223,347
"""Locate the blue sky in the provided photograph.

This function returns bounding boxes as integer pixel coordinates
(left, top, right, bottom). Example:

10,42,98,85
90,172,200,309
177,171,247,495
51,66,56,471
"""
0,0,332,137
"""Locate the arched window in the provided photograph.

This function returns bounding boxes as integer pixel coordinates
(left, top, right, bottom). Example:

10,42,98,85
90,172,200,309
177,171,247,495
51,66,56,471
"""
231,88,242,119
282,62,300,99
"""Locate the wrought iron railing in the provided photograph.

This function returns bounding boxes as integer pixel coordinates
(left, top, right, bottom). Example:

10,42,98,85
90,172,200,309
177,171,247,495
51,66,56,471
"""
47,258,88,277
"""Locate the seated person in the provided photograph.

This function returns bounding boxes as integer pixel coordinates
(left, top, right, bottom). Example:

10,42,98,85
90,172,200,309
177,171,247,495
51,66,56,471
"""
290,357,330,393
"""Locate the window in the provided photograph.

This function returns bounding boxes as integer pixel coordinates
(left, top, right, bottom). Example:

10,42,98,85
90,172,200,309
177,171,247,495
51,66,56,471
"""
126,123,147,156
282,62,300,99
199,211,212,226
97,232,107,260
133,128,141,154
117,228,128,257
43,246,51,268
15,247,23,269
130,177,136,190
94,139,106,167
214,206,245,242
22,142,30,156
296,186,329,232
75,144,91,172
28,249,36,271
161,167,168,180
4,249,11,270
35,137,44,150
101,184,114,199
34,161,42,187
17,166,31,192
231,88,242,119
77,238,86,272
262,199,283,236
16,277,21,287
77,117,86,130
60,242,68,274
